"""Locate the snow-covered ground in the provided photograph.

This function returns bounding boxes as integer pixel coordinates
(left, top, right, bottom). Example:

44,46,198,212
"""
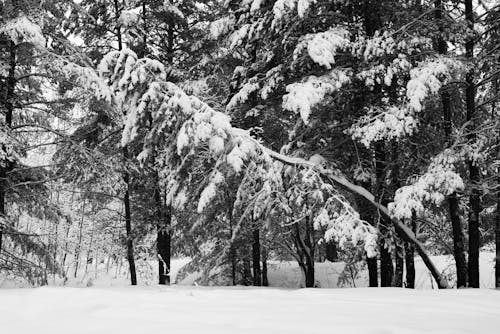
1,286,499,334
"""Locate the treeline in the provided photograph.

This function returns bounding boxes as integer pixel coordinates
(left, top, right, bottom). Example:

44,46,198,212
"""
0,0,499,289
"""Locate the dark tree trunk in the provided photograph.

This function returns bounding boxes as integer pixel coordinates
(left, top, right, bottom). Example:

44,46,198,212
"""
304,262,315,288
242,256,252,286
293,218,315,288
449,195,468,287
74,200,86,278
495,78,500,289
367,257,378,287
114,0,137,286
0,41,16,252
435,0,468,288
496,150,500,288
393,242,404,287
261,246,269,286
252,228,261,286
123,156,137,286
465,0,481,288
404,214,416,288
375,144,394,287
496,152,500,288
380,240,393,287
325,240,338,262
156,186,171,285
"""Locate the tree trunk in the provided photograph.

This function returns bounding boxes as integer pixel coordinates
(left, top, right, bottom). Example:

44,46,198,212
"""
74,200,86,278
261,246,269,286
465,0,481,288
367,257,378,287
496,148,500,288
252,228,261,286
393,241,404,287
304,262,315,288
123,167,137,286
114,0,137,286
375,144,394,287
435,0,468,288
358,182,378,287
0,41,16,253
155,185,171,285
325,240,338,262
404,215,416,288
380,240,393,287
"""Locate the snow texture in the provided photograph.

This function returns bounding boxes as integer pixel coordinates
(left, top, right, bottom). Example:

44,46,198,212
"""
1,282,499,334
283,70,350,124
0,15,45,47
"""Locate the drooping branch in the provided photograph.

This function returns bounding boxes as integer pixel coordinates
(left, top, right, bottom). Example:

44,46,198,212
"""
258,145,450,289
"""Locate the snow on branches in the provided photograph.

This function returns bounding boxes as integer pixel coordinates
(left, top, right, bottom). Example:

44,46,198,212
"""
283,69,351,124
350,56,464,147
272,0,317,27
388,149,465,220
294,28,350,69
0,15,45,47
406,56,463,112
93,48,377,256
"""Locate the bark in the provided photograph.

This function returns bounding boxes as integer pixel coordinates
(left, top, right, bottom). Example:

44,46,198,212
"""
465,0,481,288
393,242,404,287
292,217,315,288
261,246,269,286
495,79,500,289
325,240,338,262
435,0,468,288
115,0,137,286
252,228,261,286
375,144,394,287
84,220,95,275
0,41,16,253
123,167,137,285
156,187,171,285
404,215,416,288
367,258,378,287
496,153,500,288
74,200,86,278
380,240,393,287
228,211,236,286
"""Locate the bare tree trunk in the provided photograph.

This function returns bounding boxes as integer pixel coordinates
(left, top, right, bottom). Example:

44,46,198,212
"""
393,242,404,287
325,240,338,262
0,41,16,253
74,200,86,278
496,149,500,288
495,77,500,288
261,245,269,286
84,220,95,275
434,0,468,288
375,145,394,287
252,227,261,286
404,215,416,288
465,0,481,288
114,0,137,286
123,170,137,285
156,186,171,285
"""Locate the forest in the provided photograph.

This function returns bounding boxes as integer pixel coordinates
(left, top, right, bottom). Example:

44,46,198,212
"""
0,0,500,298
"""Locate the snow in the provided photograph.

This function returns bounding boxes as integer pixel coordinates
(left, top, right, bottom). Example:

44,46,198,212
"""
283,70,350,124
1,282,499,334
303,28,350,69
0,15,45,47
